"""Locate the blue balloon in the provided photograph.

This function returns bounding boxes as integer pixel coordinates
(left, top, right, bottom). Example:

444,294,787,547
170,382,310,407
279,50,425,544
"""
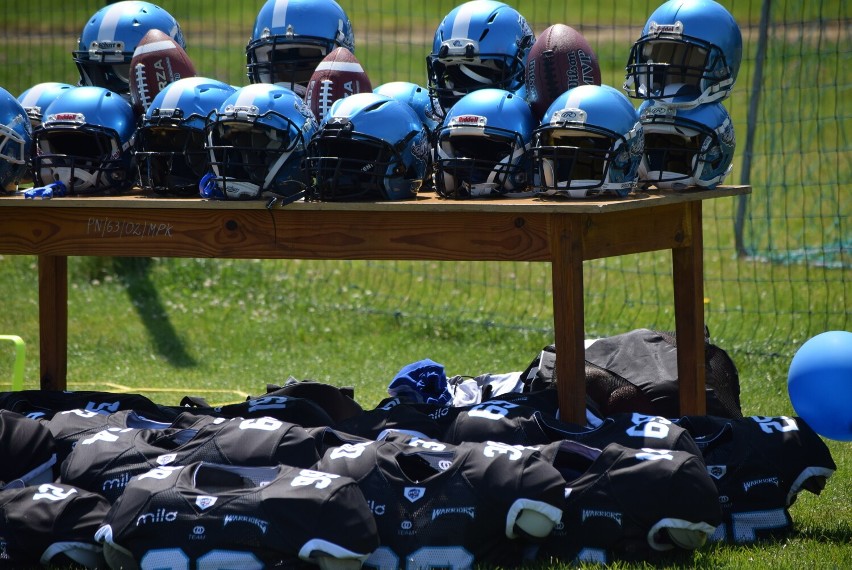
787,330,852,441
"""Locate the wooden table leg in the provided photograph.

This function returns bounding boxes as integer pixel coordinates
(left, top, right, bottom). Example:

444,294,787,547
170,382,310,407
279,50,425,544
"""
672,202,706,415
38,255,67,391
549,214,587,425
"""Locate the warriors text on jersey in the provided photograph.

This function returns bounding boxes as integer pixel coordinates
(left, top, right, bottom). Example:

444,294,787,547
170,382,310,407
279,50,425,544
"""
316,437,565,569
95,462,379,568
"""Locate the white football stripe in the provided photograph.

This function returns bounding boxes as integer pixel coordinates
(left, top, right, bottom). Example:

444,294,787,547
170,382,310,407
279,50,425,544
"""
271,0,290,29
134,40,178,56
314,61,364,73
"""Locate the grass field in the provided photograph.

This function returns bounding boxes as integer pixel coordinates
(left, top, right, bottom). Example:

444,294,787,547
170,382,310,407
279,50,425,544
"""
0,253,849,569
0,0,849,568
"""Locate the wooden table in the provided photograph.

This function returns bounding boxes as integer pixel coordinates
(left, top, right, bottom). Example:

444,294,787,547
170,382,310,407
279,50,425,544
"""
0,186,750,424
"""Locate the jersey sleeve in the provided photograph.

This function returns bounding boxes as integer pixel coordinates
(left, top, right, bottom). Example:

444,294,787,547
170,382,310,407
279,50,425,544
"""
293,471,381,563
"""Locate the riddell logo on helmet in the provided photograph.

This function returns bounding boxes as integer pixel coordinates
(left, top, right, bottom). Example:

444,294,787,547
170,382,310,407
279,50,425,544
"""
647,21,684,38
95,41,123,51
451,115,486,127
51,113,84,123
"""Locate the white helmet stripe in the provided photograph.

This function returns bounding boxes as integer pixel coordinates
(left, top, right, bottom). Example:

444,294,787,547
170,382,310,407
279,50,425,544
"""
450,2,476,39
97,4,124,41
271,0,291,29
161,81,190,110
235,88,258,108
18,84,51,107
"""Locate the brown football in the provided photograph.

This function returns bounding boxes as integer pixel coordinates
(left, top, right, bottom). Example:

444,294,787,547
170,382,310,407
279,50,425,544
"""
525,24,602,121
129,29,197,115
304,47,372,123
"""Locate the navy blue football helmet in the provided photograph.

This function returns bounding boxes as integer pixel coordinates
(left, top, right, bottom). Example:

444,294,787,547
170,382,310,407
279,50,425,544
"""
307,93,430,201
427,0,535,115
203,83,318,200
32,86,136,194
246,0,355,93
434,88,535,198
624,0,742,108
638,97,735,189
136,77,236,195
73,1,185,97
532,85,644,198
0,87,33,191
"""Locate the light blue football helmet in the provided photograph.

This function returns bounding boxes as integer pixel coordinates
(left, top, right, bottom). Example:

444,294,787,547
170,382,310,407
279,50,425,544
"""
624,0,742,108
532,84,644,198
638,97,735,189
17,82,75,128
246,0,355,92
73,1,186,96
306,93,430,201
0,87,33,191
32,86,136,194
203,83,318,200
136,77,236,195
373,82,440,135
434,88,536,198
427,0,535,115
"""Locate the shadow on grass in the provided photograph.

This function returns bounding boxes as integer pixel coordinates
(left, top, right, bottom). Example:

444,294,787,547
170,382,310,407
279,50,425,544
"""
113,257,197,368
792,522,852,544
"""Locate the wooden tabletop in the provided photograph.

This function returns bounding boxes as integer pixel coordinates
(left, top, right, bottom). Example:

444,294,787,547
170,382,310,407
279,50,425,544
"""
0,185,751,212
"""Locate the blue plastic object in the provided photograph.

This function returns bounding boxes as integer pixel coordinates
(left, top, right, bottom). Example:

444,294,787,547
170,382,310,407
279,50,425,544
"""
787,330,852,441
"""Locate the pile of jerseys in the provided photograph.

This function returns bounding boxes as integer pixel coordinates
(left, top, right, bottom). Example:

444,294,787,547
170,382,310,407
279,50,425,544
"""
0,384,836,569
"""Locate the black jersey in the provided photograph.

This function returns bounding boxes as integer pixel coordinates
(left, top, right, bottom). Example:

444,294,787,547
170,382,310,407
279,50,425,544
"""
95,462,379,569
534,440,721,565
334,397,457,441
0,482,111,569
0,410,57,489
674,415,837,543
168,392,336,428
44,408,218,464
316,437,565,569
443,401,702,456
60,416,321,502
0,389,170,421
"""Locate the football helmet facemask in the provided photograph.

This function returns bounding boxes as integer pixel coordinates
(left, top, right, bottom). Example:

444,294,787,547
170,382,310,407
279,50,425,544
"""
307,93,430,201
0,87,33,192
427,0,535,115
532,84,644,198
203,83,318,200
638,97,735,189
624,0,742,108
434,88,535,198
246,0,355,93
32,86,136,194
136,77,236,195
72,1,186,97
